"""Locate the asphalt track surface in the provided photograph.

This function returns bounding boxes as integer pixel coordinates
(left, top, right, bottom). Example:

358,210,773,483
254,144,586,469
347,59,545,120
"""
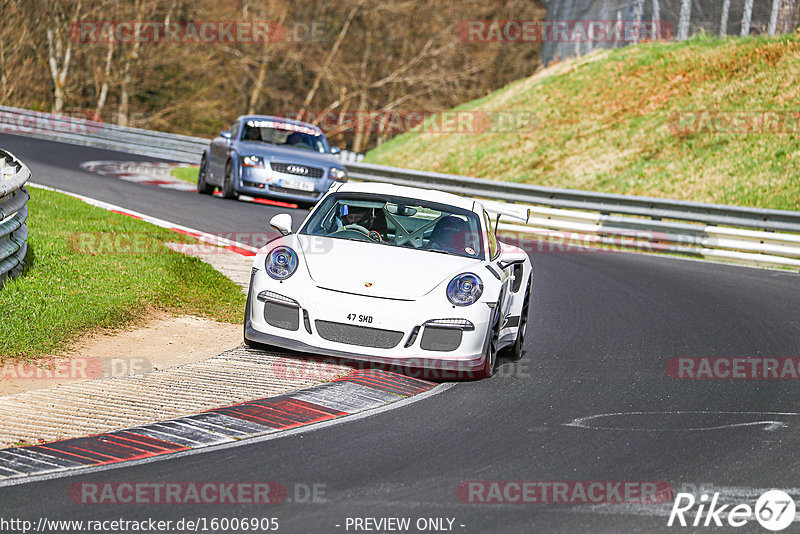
2,132,800,533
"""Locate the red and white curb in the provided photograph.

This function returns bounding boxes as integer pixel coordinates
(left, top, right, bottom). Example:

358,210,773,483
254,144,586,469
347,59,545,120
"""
0,370,437,484
9,183,448,486
79,161,198,192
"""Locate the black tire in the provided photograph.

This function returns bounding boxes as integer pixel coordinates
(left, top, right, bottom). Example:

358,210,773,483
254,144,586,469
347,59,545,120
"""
506,276,532,361
197,154,214,195
221,160,239,200
475,317,499,380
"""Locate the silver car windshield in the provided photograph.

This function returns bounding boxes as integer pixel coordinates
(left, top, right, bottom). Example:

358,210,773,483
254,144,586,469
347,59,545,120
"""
241,121,326,153
300,193,485,259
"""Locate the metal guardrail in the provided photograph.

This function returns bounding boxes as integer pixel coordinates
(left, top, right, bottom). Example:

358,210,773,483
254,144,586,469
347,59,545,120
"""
343,161,800,234
0,149,30,283
0,105,204,164
1,105,799,270
0,105,364,164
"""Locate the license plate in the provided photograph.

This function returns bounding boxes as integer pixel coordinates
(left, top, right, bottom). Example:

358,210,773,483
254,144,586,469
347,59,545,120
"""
347,313,374,324
278,178,314,192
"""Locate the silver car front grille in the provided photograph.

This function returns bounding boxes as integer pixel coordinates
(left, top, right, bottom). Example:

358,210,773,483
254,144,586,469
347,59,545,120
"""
270,162,325,178
315,320,404,349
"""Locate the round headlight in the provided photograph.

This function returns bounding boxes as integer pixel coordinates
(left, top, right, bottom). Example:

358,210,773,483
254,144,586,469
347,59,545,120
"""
266,246,298,280
446,273,483,306
329,167,347,182
242,155,263,167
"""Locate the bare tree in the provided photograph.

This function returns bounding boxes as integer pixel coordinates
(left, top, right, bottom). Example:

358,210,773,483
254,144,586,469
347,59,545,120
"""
43,0,82,113
3,0,545,150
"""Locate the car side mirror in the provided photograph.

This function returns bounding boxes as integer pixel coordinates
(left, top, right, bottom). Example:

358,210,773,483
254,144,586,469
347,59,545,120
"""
220,131,232,141
270,213,293,236
329,147,341,155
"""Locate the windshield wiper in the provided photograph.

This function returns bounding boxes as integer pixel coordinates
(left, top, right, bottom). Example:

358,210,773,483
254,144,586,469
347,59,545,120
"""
333,236,373,243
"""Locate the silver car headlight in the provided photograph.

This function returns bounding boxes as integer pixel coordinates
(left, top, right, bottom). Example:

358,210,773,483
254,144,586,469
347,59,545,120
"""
446,273,483,306
265,247,298,280
242,155,264,167
329,167,347,182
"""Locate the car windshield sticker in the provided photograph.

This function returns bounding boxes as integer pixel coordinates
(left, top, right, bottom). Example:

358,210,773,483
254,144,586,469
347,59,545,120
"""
465,247,476,256
247,120,321,136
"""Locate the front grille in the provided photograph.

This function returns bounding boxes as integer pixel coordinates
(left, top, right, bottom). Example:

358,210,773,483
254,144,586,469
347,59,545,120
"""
315,320,404,349
270,162,324,178
264,301,300,331
420,326,463,352
268,185,320,198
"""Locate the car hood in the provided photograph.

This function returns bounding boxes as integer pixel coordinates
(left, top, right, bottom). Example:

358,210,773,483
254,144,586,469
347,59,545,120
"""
235,142,340,166
297,235,484,299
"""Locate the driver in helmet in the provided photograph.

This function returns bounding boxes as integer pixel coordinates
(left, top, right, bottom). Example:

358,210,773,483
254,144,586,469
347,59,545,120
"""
337,204,386,241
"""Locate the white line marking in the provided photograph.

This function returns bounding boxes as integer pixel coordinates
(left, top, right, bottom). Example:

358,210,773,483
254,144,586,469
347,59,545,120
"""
564,411,800,431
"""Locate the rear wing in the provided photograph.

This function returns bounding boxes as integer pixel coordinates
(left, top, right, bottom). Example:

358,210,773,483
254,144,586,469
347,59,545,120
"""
483,203,531,224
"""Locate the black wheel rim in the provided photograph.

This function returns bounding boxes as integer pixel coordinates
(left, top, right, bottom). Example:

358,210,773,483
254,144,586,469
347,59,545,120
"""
198,158,207,185
489,326,498,370
519,289,530,342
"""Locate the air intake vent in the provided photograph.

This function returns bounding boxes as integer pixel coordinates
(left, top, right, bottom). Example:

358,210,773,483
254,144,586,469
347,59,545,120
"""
315,320,403,349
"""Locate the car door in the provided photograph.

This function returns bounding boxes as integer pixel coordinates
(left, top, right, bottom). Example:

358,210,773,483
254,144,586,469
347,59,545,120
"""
209,121,239,185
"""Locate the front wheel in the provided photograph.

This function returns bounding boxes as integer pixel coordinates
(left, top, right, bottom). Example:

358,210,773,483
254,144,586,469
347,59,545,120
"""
197,154,214,195
221,160,239,200
505,276,532,361
475,319,499,380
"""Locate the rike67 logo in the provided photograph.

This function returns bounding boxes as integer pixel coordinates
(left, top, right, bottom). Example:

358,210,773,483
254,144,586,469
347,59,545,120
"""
668,489,796,531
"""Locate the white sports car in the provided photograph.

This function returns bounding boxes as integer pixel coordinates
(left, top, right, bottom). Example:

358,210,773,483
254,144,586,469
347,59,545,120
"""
244,182,532,379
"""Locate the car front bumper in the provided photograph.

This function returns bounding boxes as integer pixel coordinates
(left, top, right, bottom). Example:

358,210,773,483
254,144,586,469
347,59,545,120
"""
244,271,492,375
238,166,328,203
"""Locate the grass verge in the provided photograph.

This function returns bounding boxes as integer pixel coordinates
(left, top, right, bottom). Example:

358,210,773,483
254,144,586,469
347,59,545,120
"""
0,187,246,362
170,166,199,184
366,34,800,211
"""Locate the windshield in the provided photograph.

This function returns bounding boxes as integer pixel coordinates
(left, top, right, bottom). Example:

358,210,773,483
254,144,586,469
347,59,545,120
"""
240,120,327,153
300,193,484,259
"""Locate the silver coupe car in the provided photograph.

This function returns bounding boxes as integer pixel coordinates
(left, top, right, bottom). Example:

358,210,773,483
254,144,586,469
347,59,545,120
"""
198,115,348,206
